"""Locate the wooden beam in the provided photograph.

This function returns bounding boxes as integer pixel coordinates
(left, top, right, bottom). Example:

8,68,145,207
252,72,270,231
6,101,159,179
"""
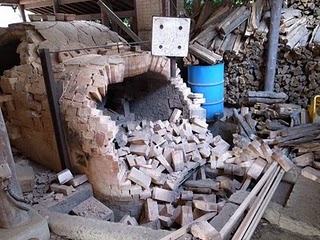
231,165,281,239
193,0,201,14
74,13,101,20
97,0,148,49
20,0,49,5
219,161,278,239
52,0,60,14
23,0,51,9
0,0,19,3
18,4,27,22
243,169,285,239
160,212,217,240
114,10,135,18
56,0,89,4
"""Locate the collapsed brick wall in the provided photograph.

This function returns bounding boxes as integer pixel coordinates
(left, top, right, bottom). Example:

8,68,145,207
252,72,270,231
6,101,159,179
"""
0,22,205,214
0,21,127,171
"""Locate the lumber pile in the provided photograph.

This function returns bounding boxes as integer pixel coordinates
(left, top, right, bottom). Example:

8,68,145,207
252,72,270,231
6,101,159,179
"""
186,0,320,107
213,100,320,239
231,99,320,176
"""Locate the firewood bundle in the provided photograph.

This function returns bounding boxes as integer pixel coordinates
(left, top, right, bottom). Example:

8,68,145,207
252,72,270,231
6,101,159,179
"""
186,0,320,107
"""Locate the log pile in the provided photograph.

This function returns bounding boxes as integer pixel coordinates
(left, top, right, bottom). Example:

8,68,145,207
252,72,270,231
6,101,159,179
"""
186,0,320,107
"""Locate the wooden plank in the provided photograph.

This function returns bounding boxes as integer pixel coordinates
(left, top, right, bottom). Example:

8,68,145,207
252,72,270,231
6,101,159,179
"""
233,108,254,139
189,43,222,65
292,152,314,167
219,161,278,239
160,212,217,240
220,8,250,36
23,0,51,9
191,221,221,240
240,177,252,191
243,169,285,239
272,150,294,172
74,13,101,21
231,165,280,239
248,91,288,100
301,167,320,183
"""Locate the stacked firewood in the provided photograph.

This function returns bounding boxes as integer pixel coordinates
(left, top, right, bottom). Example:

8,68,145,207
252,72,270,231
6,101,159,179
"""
186,0,320,107
287,0,320,27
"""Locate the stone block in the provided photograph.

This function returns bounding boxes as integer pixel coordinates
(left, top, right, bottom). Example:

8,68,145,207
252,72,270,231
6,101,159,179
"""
71,196,114,221
145,198,159,221
50,183,74,196
152,187,175,203
57,169,74,185
127,167,151,189
172,150,184,171
67,174,88,187
16,164,34,193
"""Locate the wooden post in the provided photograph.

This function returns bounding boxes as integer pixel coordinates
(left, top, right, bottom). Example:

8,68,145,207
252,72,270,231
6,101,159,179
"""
18,5,26,22
193,0,201,14
52,0,60,14
264,0,283,91
101,10,110,27
0,108,30,229
98,0,148,49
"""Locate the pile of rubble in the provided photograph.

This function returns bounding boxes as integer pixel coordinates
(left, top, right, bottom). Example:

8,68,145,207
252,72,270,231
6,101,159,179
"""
14,96,320,239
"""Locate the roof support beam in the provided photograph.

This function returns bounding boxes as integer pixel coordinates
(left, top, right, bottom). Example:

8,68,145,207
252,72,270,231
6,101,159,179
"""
52,0,60,13
98,0,148,49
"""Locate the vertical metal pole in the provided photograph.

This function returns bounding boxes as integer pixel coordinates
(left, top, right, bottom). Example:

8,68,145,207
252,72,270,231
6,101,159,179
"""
264,0,283,91
39,48,72,172
170,58,177,78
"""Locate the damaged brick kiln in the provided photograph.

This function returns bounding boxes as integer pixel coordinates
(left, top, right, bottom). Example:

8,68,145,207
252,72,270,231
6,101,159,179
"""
0,21,205,219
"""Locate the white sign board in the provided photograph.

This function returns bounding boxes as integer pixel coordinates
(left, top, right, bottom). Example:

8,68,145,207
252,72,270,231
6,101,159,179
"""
151,17,190,57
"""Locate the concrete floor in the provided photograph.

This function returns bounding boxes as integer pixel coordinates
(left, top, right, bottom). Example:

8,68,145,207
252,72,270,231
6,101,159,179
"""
253,221,320,240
